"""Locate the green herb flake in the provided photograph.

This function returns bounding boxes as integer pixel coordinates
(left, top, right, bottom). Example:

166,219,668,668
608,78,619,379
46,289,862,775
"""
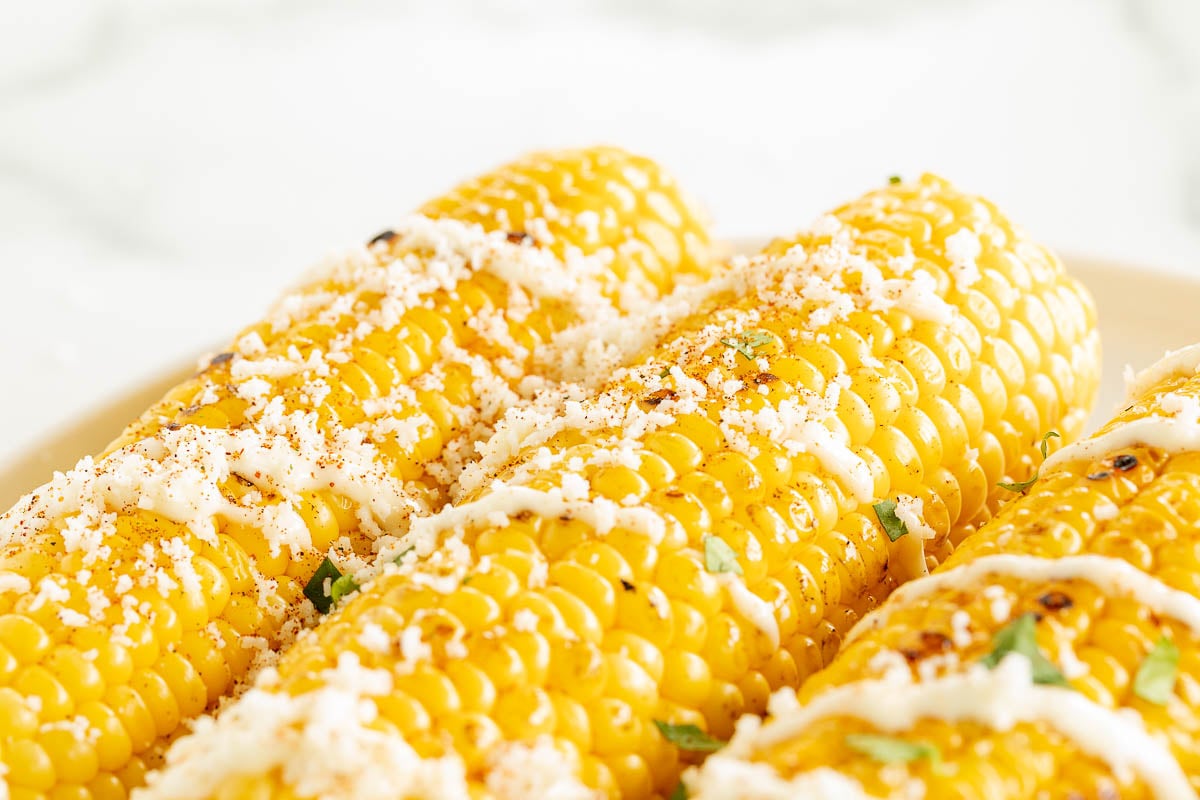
653,720,725,753
744,331,773,348
1039,430,1061,460
303,557,343,614
872,500,909,542
329,574,359,606
997,475,1039,493
659,366,673,378
703,534,743,576
980,613,1070,687
393,546,415,566
669,782,688,800
845,733,939,763
1133,636,1179,705
719,330,774,361
888,175,902,185
999,430,1061,493
719,337,755,360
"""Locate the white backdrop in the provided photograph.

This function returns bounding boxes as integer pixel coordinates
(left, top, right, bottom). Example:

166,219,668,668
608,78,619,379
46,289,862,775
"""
1,0,1198,465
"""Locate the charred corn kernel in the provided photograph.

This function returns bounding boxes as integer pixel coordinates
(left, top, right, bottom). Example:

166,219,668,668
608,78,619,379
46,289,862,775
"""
690,352,1200,799
143,175,1099,800
0,147,713,798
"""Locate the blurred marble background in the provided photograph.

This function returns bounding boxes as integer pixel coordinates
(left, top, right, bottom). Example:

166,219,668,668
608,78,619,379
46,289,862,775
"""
0,0,1198,464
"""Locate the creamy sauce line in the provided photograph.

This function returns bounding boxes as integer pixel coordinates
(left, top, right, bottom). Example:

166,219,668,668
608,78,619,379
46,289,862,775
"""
849,553,1200,644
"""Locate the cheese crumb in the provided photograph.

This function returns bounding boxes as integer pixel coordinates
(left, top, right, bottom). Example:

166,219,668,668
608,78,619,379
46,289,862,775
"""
945,228,983,293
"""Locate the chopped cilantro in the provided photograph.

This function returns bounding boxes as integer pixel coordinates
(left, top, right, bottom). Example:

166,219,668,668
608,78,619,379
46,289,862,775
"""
669,782,688,800
719,337,755,360
980,613,1070,687
888,175,902,185
703,535,743,575
845,733,939,763
654,720,725,753
659,366,672,378
1039,430,1060,460
719,330,774,361
1133,636,1179,705
872,500,909,542
393,546,415,565
329,574,359,605
998,429,1060,493
303,557,343,614
744,330,773,348
997,476,1040,493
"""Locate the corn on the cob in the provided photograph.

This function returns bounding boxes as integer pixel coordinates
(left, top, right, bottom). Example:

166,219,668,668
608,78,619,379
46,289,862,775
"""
686,346,1200,800
139,174,1101,800
0,146,713,800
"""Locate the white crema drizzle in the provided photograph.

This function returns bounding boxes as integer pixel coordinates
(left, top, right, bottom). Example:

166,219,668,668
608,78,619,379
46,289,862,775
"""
692,656,1195,800
849,553,1200,645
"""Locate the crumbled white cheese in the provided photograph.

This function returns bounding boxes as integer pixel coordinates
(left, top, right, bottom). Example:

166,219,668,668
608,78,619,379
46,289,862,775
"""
982,585,1013,622
511,609,540,633
944,228,983,293
1094,499,1119,521
894,496,936,540
0,573,31,595
139,653,473,800
398,627,432,668
949,610,973,648
484,739,598,800
357,623,391,655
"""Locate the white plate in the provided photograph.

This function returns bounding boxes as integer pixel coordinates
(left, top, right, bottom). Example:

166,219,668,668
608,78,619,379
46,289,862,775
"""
1,255,1196,510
